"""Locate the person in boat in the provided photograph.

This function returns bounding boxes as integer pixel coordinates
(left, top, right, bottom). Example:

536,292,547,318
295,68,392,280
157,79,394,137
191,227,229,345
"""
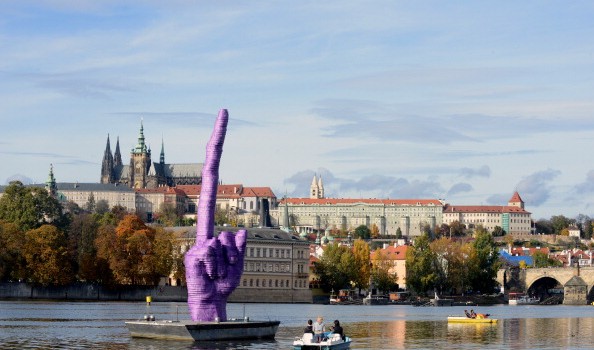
469,309,477,318
312,316,326,343
464,310,472,318
470,309,490,319
304,319,314,335
330,319,345,341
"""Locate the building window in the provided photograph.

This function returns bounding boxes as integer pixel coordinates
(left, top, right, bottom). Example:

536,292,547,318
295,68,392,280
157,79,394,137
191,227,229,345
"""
250,279,253,287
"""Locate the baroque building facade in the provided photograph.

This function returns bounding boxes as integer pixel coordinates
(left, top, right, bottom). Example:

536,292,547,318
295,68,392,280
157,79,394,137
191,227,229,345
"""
100,121,202,189
270,197,444,237
442,191,533,235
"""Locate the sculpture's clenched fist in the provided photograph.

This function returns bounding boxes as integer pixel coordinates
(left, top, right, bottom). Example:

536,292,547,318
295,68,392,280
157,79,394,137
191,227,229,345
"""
184,109,247,322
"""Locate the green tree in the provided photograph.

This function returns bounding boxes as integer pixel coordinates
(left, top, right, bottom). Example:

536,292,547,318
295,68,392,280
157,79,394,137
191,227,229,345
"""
0,181,66,231
85,192,96,213
354,225,371,239
405,234,437,295
532,251,562,268
467,229,499,293
535,219,553,235
313,243,357,292
370,250,398,293
395,227,402,239
352,239,371,291
95,199,109,215
157,202,180,227
448,221,466,236
492,226,505,237
23,225,73,286
550,215,573,235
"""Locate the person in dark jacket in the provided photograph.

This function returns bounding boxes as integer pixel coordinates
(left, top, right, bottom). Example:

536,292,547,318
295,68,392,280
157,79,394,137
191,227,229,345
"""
304,319,314,335
330,319,345,340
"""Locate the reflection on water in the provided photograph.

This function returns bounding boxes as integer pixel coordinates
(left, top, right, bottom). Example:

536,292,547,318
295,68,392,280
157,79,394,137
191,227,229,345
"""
1,301,594,349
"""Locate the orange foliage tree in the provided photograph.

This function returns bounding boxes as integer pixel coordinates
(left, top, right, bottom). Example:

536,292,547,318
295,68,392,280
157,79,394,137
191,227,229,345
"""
96,214,174,285
23,225,73,286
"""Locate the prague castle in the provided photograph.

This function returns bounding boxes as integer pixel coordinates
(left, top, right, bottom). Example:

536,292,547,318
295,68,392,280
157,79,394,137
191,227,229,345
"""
100,121,202,189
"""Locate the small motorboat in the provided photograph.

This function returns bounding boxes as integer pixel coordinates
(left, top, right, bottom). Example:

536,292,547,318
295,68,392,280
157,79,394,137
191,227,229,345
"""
447,316,498,324
293,333,352,350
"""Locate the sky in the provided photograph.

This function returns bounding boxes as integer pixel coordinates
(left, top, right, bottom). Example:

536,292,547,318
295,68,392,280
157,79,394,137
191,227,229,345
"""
1,1,594,220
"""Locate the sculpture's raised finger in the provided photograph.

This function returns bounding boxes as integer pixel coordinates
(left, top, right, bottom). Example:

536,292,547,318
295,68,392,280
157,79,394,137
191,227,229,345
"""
195,109,228,244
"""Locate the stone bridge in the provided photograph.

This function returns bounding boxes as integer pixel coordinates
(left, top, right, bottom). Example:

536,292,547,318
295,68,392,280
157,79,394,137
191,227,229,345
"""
498,266,594,305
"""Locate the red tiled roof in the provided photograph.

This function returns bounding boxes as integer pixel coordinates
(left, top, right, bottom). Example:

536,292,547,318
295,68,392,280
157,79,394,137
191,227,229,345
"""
243,187,276,198
509,191,524,203
135,187,185,195
443,204,530,214
175,184,275,198
371,245,409,260
280,198,443,206
510,247,550,256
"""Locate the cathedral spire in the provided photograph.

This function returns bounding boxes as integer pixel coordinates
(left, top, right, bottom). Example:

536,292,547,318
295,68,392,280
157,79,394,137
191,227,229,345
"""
114,136,122,166
134,119,147,154
160,137,165,164
101,134,114,183
45,164,57,197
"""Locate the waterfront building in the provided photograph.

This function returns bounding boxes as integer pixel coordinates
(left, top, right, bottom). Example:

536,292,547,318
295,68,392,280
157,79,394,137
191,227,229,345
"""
371,244,409,290
171,226,311,303
100,121,202,189
270,197,444,237
442,192,532,235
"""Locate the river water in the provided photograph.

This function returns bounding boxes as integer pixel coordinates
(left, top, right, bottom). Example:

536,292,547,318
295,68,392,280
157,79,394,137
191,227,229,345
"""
1,300,593,349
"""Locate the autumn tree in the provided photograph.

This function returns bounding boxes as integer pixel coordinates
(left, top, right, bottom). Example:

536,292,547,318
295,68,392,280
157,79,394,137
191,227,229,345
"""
0,221,26,282
370,250,398,293
0,181,66,231
23,225,73,286
370,224,380,238
352,239,371,291
313,243,357,292
96,214,173,285
67,213,101,282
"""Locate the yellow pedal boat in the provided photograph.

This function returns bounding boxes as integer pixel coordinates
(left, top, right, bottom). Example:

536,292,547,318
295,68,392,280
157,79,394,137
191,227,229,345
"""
447,316,498,324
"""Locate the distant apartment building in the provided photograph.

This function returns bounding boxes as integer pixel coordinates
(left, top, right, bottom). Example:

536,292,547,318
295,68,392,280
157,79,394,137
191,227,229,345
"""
442,192,533,235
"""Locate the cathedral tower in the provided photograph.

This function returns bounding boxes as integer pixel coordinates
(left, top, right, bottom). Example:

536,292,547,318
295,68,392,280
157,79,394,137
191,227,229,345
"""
100,135,114,184
310,174,324,199
129,120,151,189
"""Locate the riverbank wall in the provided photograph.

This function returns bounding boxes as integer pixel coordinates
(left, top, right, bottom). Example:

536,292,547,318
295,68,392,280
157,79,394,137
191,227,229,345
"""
0,282,312,303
